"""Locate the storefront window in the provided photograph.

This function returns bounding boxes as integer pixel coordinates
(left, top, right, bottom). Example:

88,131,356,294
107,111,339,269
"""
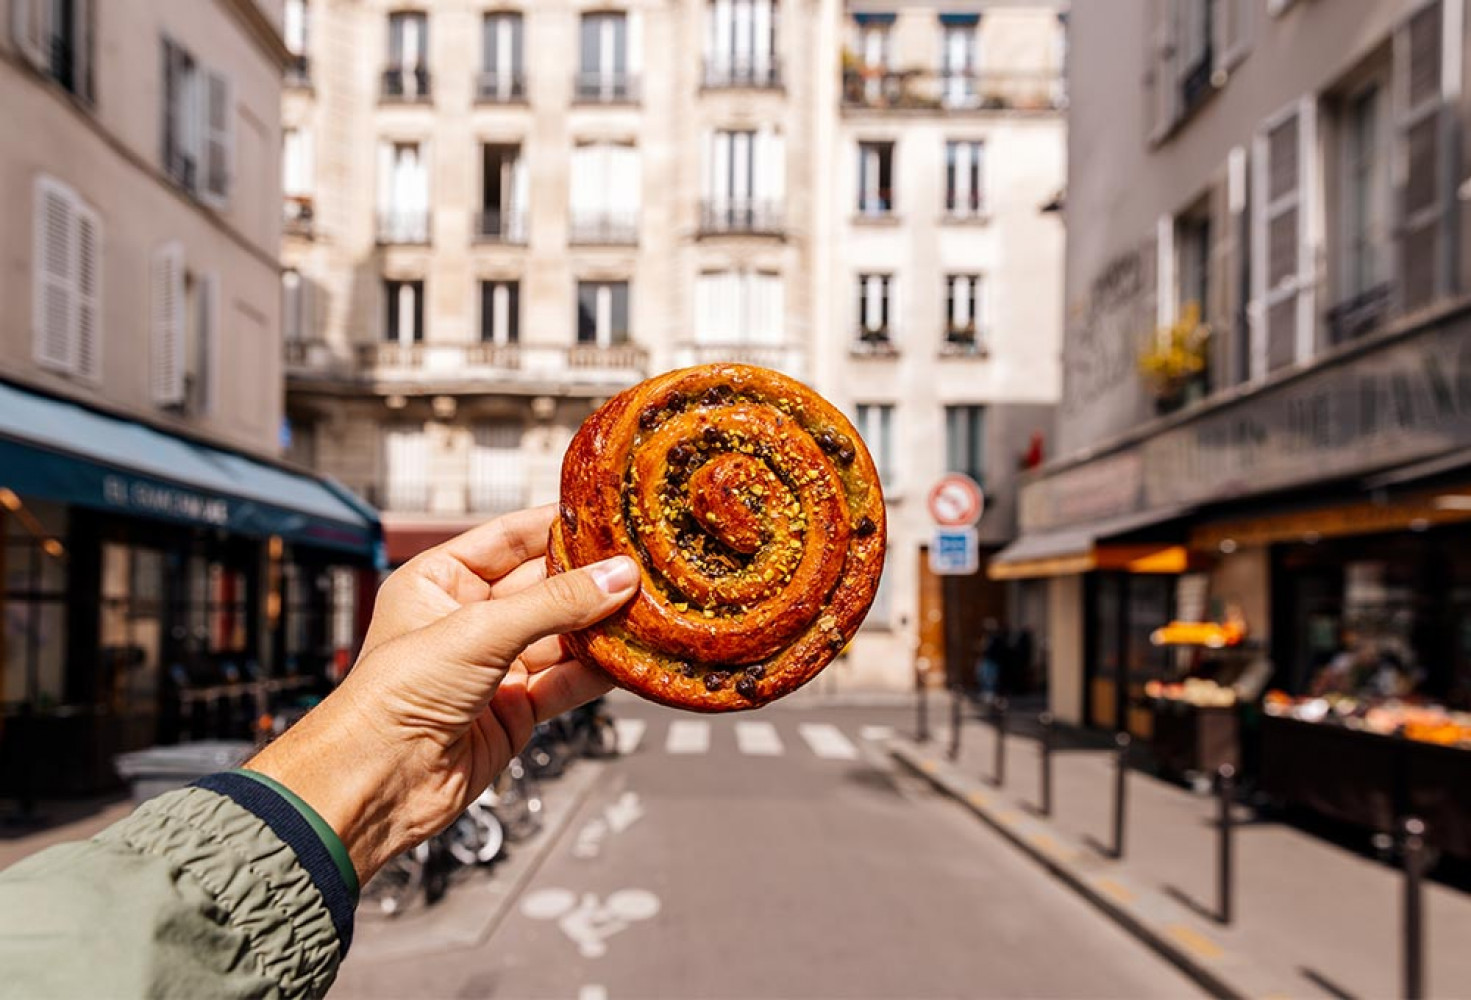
3,500,69,711
99,543,165,719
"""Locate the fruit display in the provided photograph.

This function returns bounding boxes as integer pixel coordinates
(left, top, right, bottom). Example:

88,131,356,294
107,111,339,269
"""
1263,691,1471,748
1144,677,1237,707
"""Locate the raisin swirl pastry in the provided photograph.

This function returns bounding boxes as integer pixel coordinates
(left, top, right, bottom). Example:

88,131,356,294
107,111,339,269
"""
547,364,887,712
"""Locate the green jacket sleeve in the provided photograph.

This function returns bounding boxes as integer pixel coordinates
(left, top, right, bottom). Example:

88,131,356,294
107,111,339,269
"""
0,778,354,999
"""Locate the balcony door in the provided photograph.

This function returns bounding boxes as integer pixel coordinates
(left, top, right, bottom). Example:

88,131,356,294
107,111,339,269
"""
480,143,527,241
707,0,776,83
377,141,429,243
706,128,784,229
579,12,631,99
481,12,524,99
939,17,978,108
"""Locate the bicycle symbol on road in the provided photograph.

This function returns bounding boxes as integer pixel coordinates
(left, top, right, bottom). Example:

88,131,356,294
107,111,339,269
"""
519,887,661,958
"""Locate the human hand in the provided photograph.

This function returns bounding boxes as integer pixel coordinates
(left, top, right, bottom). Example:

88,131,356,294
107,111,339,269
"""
246,505,640,882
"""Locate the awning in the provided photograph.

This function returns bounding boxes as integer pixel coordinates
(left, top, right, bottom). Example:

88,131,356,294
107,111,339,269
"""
988,507,1193,580
0,380,381,561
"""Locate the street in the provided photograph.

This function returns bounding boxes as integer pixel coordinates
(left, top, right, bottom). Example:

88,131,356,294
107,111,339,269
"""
332,699,1204,1000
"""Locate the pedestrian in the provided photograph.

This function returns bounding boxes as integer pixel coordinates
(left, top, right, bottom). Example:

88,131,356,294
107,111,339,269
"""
0,505,641,1000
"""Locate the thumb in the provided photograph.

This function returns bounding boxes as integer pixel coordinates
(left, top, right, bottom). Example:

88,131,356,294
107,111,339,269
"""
429,555,641,670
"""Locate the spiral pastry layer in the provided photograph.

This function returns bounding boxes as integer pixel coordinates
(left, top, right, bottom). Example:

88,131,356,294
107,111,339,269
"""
548,364,887,711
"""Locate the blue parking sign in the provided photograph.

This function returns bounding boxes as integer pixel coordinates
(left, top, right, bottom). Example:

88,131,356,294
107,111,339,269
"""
929,527,979,576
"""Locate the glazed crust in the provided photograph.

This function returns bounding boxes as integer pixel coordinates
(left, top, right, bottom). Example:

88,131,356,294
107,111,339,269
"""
547,364,888,712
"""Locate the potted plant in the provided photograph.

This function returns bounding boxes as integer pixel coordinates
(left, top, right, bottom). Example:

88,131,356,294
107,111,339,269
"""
1138,301,1210,414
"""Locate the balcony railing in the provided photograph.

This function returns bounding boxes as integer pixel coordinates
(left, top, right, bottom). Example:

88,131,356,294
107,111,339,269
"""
672,343,806,380
476,70,527,103
286,54,311,88
331,341,649,389
377,209,430,245
573,70,638,103
851,331,898,356
381,67,432,102
1326,283,1393,346
940,327,988,357
698,199,784,237
568,211,639,246
283,195,315,238
842,69,1065,112
702,59,782,90
474,207,528,244
356,480,528,516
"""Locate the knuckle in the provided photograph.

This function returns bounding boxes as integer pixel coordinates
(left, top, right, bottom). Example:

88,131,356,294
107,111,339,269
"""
541,570,587,608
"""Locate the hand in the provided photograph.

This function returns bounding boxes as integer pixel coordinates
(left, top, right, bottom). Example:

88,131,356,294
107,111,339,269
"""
246,505,640,883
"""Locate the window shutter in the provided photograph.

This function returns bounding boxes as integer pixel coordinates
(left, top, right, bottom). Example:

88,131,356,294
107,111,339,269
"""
74,203,102,383
11,0,48,69
627,10,643,78
752,0,773,77
151,242,185,406
1146,0,1178,143
33,177,76,373
1155,213,1176,328
376,141,393,218
757,128,785,207
202,70,232,205
1207,166,1236,386
1213,0,1251,79
509,155,529,242
1395,0,1447,311
1250,98,1317,376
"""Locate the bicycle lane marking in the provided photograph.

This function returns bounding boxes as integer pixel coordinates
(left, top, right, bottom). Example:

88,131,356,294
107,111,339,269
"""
519,888,662,959
573,791,644,859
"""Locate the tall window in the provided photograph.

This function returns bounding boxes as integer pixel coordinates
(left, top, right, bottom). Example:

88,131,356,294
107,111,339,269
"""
857,141,895,216
1332,81,1390,342
704,129,784,232
944,140,984,217
569,143,640,244
944,275,984,352
283,127,314,233
149,243,216,414
705,0,779,87
945,405,986,487
939,16,978,109
480,280,520,345
32,176,102,383
856,274,892,346
284,0,310,84
850,15,893,105
377,141,429,244
479,143,527,242
577,281,631,346
578,12,634,101
282,269,308,343
480,12,525,101
163,39,232,206
383,424,429,511
12,0,94,100
1177,0,1214,111
384,279,425,344
469,423,526,513
855,404,895,490
385,11,430,99
695,271,784,344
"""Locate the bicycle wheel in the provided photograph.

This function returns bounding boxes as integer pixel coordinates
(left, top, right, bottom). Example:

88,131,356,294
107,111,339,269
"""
359,847,424,918
445,808,505,866
493,759,543,842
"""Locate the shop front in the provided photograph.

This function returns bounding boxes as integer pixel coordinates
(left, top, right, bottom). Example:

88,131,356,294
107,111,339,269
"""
1,381,382,796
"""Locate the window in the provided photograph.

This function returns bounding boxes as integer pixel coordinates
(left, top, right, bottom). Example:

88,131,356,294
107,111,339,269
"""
1327,80,1391,343
384,279,425,344
577,281,630,347
383,424,430,511
479,144,527,242
469,423,526,514
703,129,784,232
283,127,314,234
1177,0,1214,111
480,12,525,101
939,16,978,109
857,142,895,216
944,140,983,217
284,0,310,84
4,500,69,710
705,0,779,88
32,177,101,382
149,243,216,413
848,14,893,105
695,271,783,344
376,141,429,244
480,280,520,345
944,275,984,352
945,405,986,487
855,274,892,346
385,11,430,99
282,269,316,344
12,0,93,100
855,403,895,491
569,143,640,244
162,39,232,205
578,12,636,101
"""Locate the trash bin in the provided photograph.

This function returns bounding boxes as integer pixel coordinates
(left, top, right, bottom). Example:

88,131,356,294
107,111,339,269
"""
113,741,256,803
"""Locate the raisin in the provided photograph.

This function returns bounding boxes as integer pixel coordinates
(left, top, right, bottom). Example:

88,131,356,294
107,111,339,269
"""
702,384,733,406
668,443,696,468
702,425,723,445
704,670,730,692
674,661,697,679
835,446,856,466
855,516,876,537
815,431,840,454
735,675,759,699
560,503,579,534
639,405,663,430
666,391,687,411
744,663,767,680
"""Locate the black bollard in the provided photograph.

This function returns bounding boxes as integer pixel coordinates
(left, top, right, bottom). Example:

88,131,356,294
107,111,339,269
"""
1403,817,1426,1000
1038,712,1054,816
916,668,930,743
992,698,1008,786
947,688,962,761
1217,764,1236,925
1111,732,1131,859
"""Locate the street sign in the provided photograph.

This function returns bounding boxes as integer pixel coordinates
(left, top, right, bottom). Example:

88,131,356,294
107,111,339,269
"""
929,526,979,575
927,474,985,526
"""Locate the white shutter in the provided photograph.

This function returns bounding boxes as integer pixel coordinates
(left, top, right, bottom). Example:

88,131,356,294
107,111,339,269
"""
863,276,882,332
33,178,75,373
1395,0,1449,311
757,128,785,206
617,145,640,216
1294,97,1319,364
151,243,186,406
1156,213,1176,328
74,203,102,382
752,0,772,78
202,70,232,206
710,131,730,211
627,10,643,78
11,0,48,69
509,154,529,242
754,272,783,345
711,0,731,71
1251,97,1316,375
731,131,752,203
376,141,393,218
284,0,306,54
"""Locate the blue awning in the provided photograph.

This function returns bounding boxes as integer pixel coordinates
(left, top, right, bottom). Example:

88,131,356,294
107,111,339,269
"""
852,12,896,24
938,13,981,25
0,380,381,561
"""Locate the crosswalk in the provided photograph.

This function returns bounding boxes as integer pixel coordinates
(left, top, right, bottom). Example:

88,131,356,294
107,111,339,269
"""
612,717,875,761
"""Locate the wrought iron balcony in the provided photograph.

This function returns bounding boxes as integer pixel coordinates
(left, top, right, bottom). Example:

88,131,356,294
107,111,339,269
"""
672,343,806,380
381,66,432,102
940,326,988,357
568,211,639,246
573,70,639,104
702,59,782,90
474,207,528,244
698,199,784,237
376,209,430,245
851,330,898,356
476,70,527,103
842,69,1065,112
341,342,649,394
283,196,315,238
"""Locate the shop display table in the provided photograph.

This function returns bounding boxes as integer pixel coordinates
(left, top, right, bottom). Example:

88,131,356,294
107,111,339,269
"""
1145,698,1240,779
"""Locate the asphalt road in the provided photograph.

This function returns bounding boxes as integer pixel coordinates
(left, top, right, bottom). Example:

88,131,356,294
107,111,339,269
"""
333,698,1205,1000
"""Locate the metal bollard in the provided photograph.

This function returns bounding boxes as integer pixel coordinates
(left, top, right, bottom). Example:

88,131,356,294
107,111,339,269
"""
1217,764,1236,925
1111,732,1131,859
992,698,1009,786
947,688,963,761
916,670,930,743
1038,712,1054,816
1403,816,1426,1000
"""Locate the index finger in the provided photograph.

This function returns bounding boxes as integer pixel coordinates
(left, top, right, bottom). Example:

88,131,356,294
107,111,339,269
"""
420,504,557,584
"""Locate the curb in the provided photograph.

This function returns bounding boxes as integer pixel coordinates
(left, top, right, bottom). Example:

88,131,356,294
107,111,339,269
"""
888,738,1300,1000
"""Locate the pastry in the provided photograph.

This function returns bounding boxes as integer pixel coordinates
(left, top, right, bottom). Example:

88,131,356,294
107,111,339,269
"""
547,363,887,711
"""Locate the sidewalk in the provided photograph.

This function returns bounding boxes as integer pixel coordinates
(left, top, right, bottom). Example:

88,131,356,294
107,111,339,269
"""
892,704,1471,1000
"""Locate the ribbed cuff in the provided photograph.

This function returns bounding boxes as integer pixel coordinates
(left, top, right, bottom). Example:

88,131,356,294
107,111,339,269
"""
191,771,358,955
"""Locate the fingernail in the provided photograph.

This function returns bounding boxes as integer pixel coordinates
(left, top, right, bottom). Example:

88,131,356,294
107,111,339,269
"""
587,556,639,595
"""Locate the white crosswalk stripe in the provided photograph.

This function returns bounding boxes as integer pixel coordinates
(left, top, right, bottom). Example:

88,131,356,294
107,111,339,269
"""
798,723,860,760
614,718,647,755
665,719,711,755
859,725,894,742
734,721,785,756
